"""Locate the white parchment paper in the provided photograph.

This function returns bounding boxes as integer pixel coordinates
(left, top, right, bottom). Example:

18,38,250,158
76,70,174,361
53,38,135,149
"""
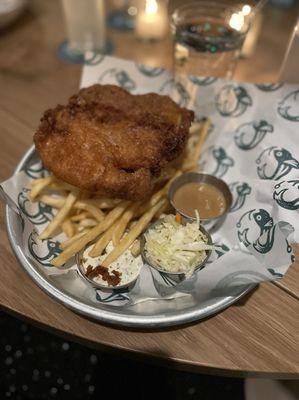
1,54,298,307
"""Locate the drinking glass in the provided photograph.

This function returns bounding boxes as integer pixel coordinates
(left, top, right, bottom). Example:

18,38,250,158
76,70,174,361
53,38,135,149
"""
171,2,250,80
279,16,299,83
59,0,107,62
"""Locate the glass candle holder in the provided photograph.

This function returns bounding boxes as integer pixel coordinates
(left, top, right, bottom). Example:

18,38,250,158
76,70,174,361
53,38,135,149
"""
135,0,169,41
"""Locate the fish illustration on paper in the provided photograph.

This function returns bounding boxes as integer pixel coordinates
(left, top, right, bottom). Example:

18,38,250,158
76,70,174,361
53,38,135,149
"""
98,68,136,91
84,53,105,66
23,162,48,179
158,271,178,287
136,63,164,77
237,208,275,254
18,188,54,225
96,289,130,304
234,120,273,150
255,83,283,92
202,146,234,178
189,76,217,86
206,243,230,264
278,90,299,121
229,181,252,212
273,180,299,210
256,146,299,180
216,85,252,117
159,79,190,107
28,231,62,267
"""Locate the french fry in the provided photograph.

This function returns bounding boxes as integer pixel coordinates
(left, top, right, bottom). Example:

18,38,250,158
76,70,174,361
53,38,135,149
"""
62,219,76,238
154,201,170,219
153,166,177,186
152,170,182,203
38,195,66,208
60,230,89,249
53,179,79,192
182,119,210,171
88,224,115,257
39,196,105,222
77,189,91,199
39,190,79,240
70,212,90,222
102,199,166,267
181,161,197,172
78,219,98,228
130,239,141,257
189,122,202,135
111,220,124,248
111,203,140,248
30,176,53,200
31,177,48,186
45,183,68,195
135,170,181,218
128,220,137,229
89,198,121,209
192,119,210,161
51,201,130,267
74,201,104,221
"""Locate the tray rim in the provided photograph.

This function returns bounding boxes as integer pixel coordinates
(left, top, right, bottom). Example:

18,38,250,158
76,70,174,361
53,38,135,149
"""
5,145,256,328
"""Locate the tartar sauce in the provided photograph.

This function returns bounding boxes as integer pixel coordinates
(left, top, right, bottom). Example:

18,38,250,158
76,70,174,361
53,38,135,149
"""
82,242,142,287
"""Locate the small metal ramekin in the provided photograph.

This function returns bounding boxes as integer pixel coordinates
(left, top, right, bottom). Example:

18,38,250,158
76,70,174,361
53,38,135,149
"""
140,218,212,282
76,248,140,292
168,172,232,230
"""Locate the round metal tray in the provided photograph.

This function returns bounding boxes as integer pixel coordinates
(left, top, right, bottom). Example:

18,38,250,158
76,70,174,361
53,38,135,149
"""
5,146,255,328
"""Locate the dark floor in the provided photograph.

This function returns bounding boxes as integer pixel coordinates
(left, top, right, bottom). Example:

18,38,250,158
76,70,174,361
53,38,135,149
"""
0,310,244,400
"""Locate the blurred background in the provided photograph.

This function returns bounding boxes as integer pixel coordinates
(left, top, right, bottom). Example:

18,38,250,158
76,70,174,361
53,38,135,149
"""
0,0,298,128
0,0,299,80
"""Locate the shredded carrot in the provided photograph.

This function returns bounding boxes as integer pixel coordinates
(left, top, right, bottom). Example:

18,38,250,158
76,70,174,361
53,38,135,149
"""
175,213,182,224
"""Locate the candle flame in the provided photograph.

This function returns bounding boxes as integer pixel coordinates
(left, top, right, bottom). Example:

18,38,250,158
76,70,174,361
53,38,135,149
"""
229,11,244,31
229,4,251,31
145,0,158,15
242,5,251,16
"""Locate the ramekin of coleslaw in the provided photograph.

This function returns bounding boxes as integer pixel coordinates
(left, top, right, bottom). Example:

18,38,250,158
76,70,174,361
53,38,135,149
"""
141,214,213,279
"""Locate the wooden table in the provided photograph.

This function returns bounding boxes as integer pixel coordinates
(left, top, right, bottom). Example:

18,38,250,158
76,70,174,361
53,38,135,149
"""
0,0,298,379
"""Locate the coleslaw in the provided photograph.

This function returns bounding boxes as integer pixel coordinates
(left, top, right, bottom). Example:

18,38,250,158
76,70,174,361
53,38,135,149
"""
144,214,213,277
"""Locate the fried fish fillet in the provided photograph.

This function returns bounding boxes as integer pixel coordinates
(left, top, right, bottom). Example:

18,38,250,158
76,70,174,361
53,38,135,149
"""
34,84,194,200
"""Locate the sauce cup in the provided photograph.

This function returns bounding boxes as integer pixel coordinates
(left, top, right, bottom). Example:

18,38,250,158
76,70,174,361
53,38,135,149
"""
168,172,232,231
76,247,141,292
140,219,212,284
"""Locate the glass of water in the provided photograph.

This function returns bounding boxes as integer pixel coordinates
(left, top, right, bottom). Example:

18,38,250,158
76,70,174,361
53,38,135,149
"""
171,2,250,80
59,0,107,62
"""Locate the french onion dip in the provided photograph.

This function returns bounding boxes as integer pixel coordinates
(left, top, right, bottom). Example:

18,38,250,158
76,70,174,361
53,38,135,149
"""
82,242,142,287
172,182,226,219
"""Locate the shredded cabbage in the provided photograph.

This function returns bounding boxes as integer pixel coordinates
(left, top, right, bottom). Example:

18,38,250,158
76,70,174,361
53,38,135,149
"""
144,215,213,277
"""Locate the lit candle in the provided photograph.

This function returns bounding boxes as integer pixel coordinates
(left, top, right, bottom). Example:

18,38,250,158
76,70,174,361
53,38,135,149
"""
228,4,262,58
136,0,168,41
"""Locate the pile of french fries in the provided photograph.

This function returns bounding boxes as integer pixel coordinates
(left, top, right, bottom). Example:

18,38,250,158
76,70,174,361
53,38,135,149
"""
29,120,210,268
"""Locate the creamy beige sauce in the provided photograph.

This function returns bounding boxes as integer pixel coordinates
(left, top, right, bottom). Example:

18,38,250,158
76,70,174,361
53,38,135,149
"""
173,182,226,219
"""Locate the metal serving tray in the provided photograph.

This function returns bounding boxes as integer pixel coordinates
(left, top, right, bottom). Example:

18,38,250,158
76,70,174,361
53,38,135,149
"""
5,146,254,328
